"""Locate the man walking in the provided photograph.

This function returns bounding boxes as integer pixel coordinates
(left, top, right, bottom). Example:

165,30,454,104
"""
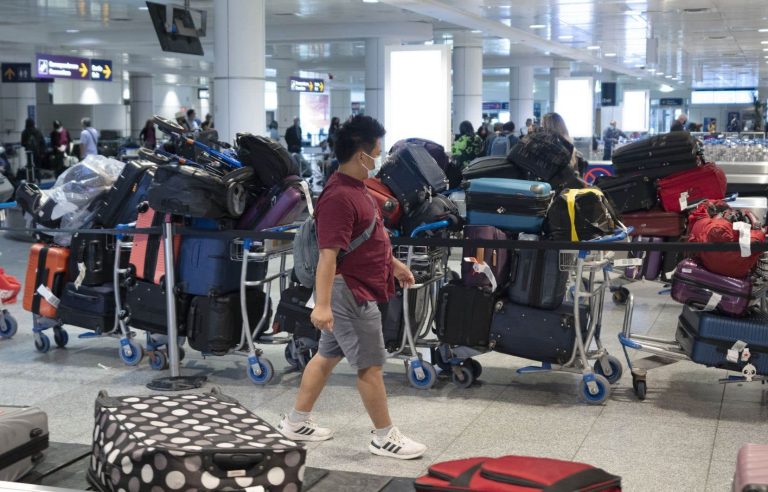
602,120,626,160
285,117,303,153
79,118,99,159
279,115,427,460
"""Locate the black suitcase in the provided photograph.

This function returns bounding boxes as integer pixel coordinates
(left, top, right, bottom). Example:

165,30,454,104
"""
186,289,270,355
124,280,190,335
67,231,122,287
273,285,319,340
461,156,521,181
435,283,497,347
379,144,448,213
58,283,116,333
594,174,658,213
94,160,156,227
0,405,49,482
611,132,700,179
506,131,574,182
88,389,306,492
379,287,428,351
489,301,588,364
508,240,568,310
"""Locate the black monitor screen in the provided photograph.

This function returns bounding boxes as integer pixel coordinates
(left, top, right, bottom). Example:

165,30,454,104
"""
146,2,204,56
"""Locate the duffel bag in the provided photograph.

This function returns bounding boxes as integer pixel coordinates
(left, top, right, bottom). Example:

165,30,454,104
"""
507,130,574,183
235,132,297,189
689,216,765,278
400,194,462,237
544,188,619,241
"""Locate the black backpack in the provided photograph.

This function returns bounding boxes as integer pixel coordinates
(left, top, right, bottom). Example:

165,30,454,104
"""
236,133,297,189
400,194,463,237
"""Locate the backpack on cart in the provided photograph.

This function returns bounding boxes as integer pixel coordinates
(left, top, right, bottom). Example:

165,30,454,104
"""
236,133,297,189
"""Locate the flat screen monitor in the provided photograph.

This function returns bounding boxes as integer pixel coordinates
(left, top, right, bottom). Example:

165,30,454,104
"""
146,2,204,56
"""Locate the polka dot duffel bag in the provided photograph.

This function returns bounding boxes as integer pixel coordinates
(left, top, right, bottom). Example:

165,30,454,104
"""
87,388,305,492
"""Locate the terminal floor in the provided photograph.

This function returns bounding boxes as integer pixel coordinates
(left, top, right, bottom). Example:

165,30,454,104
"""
1,233,766,492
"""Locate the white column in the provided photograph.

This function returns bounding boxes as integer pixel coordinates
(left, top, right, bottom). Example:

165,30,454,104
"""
0,82,36,143
508,66,534,131
330,88,351,122
549,60,570,114
129,74,153,139
214,0,266,142
272,55,300,135
452,31,483,134
365,38,387,121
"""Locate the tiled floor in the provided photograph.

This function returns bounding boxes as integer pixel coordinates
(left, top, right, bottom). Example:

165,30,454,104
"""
1,232,767,491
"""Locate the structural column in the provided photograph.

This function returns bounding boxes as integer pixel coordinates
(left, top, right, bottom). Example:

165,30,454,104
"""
214,0,266,142
549,60,570,114
129,73,153,139
330,88,351,121
452,31,483,134
0,82,36,144
508,66,534,131
272,53,301,135
365,38,387,121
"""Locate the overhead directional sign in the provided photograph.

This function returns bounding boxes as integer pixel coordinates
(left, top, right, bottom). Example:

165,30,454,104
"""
90,59,113,81
34,53,113,82
1,62,51,83
289,76,325,93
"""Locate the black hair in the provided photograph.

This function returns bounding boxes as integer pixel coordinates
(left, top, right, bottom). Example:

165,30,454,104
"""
53,120,61,129
502,121,516,133
459,120,474,137
186,108,195,117
25,118,35,129
334,114,386,164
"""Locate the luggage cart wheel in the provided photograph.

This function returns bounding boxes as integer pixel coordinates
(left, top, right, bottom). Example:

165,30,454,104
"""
284,344,300,370
406,360,437,390
247,357,274,385
451,364,475,389
577,374,611,405
631,368,648,401
612,288,629,305
34,333,51,353
467,358,483,379
634,380,647,400
119,339,144,366
53,327,69,348
148,350,169,371
0,311,18,338
593,355,623,384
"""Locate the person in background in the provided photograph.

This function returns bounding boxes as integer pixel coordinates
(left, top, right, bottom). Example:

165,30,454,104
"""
484,121,519,157
451,120,484,169
201,113,214,131
278,114,426,460
476,124,489,143
328,116,341,155
79,117,99,160
175,112,189,132
670,113,688,132
492,122,503,134
521,118,534,137
50,120,70,173
139,119,156,149
541,112,588,177
285,117,303,153
21,118,46,168
268,120,279,141
602,120,627,160
186,109,200,132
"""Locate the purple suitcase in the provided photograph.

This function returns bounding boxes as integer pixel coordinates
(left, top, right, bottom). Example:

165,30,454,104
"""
733,443,768,492
625,236,663,280
238,176,309,230
461,225,510,290
671,258,756,317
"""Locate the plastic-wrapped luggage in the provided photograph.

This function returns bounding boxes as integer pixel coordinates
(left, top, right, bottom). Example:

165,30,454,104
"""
688,216,765,278
594,174,658,213
0,405,49,482
94,160,155,227
465,177,552,233
88,389,305,492
671,258,759,317
612,132,701,178
657,162,726,212
378,144,448,213
22,244,69,319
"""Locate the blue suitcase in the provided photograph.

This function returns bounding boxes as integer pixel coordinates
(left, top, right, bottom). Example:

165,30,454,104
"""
178,235,266,296
465,177,553,233
676,305,768,375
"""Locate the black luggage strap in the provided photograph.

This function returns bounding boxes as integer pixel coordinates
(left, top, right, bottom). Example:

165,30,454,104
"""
542,468,621,492
530,249,545,306
0,432,49,470
31,246,49,314
448,463,484,487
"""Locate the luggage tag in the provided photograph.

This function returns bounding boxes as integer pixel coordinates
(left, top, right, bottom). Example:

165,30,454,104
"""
727,340,748,364
74,262,87,290
306,290,316,309
36,284,60,308
732,222,752,258
464,257,497,292
614,258,644,267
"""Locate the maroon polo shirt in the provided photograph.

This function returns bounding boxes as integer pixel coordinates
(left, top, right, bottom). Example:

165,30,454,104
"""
315,172,395,304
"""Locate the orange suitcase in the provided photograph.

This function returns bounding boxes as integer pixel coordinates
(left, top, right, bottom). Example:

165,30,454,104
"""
22,244,69,318
129,206,180,285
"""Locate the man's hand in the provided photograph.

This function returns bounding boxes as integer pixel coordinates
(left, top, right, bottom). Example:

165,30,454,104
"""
311,305,334,332
392,258,415,289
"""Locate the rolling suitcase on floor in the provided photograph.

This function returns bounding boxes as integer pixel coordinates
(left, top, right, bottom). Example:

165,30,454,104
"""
379,144,448,213
625,237,663,281
364,177,402,229
675,305,768,374
88,389,305,492
186,289,270,355
621,209,685,237
657,162,727,212
22,244,69,319
272,285,319,341
465,178,552,233
124,280,190,335
611,132,701,179
594,174,658,213
67,231,118,287
489,301,588,364
435,283,497,347
733,443,768,492
461,225,511,290
128,206,180,285
508,235,567,310
94,160,156,227
58,283,116,333
380,287,427,351
461,156,521,180
0,406,49,482
671,258,758,317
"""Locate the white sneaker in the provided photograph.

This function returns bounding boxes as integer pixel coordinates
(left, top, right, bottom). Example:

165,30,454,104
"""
368,427,427,460
277,415,334,442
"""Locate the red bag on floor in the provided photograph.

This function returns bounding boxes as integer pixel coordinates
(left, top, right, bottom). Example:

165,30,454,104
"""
658,162,727,213
689,217,765,278
415,456,622,492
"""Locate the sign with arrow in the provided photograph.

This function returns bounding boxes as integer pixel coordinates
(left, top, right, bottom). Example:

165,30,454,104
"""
289,76,325,93
33,53,113,82
1,63,50,83
90,59,113,81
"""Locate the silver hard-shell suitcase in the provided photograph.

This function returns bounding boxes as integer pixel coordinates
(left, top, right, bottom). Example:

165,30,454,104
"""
0,406,49,482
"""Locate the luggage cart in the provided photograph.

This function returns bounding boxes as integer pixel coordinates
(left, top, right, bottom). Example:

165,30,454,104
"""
392,220,452,390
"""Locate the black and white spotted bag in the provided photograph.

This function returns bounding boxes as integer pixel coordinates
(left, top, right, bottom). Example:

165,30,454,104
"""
87,388,305,492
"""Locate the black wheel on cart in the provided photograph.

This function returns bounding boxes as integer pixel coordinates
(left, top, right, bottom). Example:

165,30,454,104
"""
53,327,69,348
451,365,475,389
634,380,647,400
467,358,483,380
284,343,300,370
612,288,629,305
432,347,452,373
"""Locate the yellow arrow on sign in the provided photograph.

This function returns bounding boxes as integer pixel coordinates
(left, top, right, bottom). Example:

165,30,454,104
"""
3,67,14,80
318,81,324,92
78,62,88,78
102,64,111,79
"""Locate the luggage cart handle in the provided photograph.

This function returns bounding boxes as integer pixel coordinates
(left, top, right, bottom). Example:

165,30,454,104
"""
409,220,450,238
115,222,136,241
0,201,17,210
588,226,634,243
242,225,298,250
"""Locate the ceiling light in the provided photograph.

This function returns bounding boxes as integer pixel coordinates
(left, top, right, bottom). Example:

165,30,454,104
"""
558,35,573,40
762,40,768,44
656,71,664,75
660,84,675,93
66,29,80,33
759,28,768,32
587,46,600,50
604,52,617,57
362,0,379,3
471,30,482,34
529,24,546,29
138,6,148,10
665,75,673,78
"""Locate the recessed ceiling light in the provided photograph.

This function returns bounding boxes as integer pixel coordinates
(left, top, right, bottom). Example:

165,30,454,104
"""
762,40,768,44
656,71,664,75
362,0,379,3
66,29,80,33
586,46,600,50
471,30,482,34
759,28,768,32
665,75,673,78
558,35,573,40
529,24,546,29
604,52,617,57
138,6,148,10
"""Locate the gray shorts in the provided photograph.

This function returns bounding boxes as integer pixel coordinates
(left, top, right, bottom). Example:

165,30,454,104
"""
318,277,387,370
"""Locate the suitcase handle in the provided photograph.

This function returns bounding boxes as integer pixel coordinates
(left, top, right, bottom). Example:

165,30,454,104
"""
212,452,266,470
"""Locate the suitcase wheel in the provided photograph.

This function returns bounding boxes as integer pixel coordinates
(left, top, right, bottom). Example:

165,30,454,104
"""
577,374,611,405
53,327,69,348
247,357,274,385
34,332,51,353
0,311,18,338
612,287,629,305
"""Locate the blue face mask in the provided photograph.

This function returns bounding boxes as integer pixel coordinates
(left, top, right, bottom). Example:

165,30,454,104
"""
361,151,382,179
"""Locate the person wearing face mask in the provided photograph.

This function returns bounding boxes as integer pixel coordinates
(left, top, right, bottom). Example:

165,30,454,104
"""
278,115,426,460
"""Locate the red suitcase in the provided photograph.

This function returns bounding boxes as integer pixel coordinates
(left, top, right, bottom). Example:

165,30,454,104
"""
657,162,727,213
129,206,180,285
621,209,686,237
22,244,69,319
415,455,621,492
689,216,765,278
364,177,402,228
733,443,768,492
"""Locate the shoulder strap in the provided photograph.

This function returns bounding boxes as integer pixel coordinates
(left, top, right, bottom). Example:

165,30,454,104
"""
339,196,378,259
